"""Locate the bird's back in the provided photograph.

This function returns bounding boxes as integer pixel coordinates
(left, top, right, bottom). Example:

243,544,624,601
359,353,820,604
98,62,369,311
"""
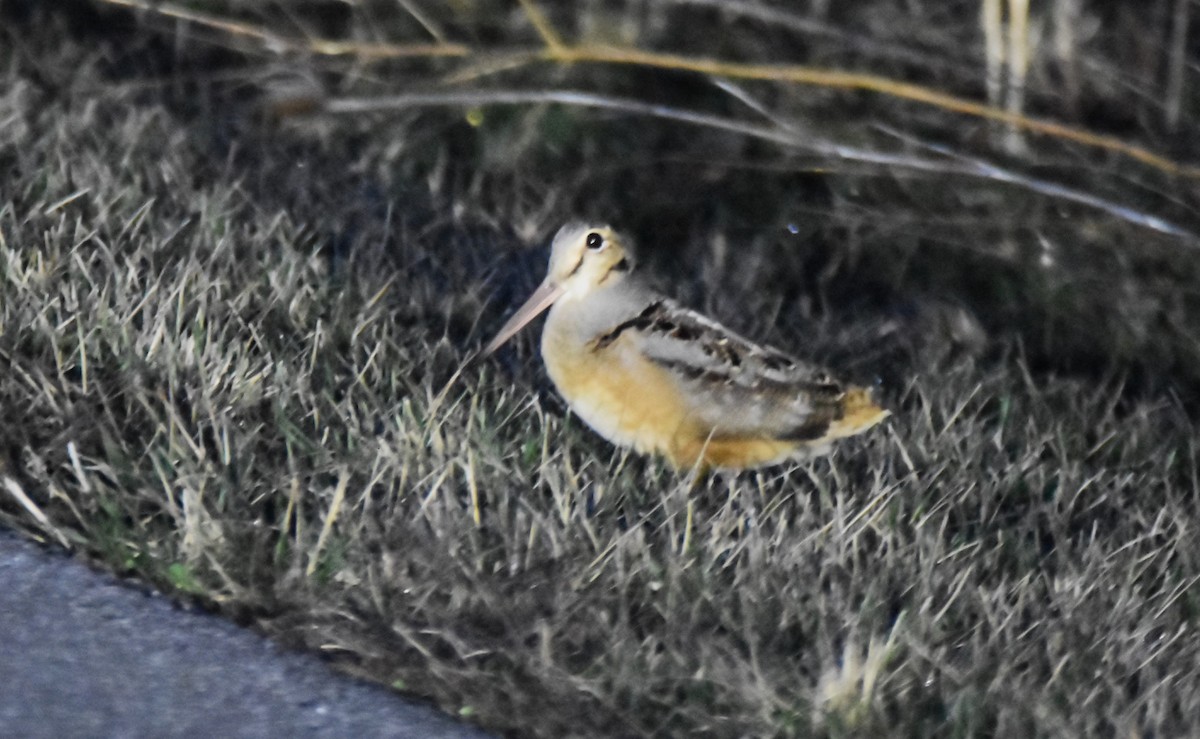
541,283,887,470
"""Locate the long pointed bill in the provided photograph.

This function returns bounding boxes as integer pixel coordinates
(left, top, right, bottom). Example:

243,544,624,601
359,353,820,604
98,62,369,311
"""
481,281,565,356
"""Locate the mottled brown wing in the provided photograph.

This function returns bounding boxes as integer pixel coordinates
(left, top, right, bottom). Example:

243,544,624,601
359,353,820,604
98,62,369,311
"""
598,299,847,440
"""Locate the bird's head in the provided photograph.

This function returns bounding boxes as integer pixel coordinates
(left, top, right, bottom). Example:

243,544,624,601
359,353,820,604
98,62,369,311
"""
482,223,632,355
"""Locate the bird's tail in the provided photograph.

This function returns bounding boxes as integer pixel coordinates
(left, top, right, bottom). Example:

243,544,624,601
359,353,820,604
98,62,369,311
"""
826,386,890,439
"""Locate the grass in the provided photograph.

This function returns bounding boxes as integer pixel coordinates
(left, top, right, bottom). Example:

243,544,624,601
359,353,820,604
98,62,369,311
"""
4,1,1200,736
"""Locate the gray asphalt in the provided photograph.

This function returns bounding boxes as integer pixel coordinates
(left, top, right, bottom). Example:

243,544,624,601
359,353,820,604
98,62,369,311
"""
0,527,491,739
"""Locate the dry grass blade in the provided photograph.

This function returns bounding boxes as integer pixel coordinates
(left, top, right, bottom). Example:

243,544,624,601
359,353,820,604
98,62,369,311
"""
875,126,1200,242
306,467,350,577
96,0,470,58
325,89,1197,241
3,476,71,549
516,0,565,53
552,43,1200,178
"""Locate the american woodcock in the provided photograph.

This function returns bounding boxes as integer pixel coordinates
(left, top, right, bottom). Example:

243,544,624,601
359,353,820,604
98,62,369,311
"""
482,223,889,470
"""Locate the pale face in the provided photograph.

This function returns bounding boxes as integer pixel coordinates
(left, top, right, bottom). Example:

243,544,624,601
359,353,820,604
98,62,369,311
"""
545,224,627,296
482,223,631,355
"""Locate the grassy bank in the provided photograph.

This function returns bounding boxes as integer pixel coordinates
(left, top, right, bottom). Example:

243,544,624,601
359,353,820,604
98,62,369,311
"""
4,2,1200,736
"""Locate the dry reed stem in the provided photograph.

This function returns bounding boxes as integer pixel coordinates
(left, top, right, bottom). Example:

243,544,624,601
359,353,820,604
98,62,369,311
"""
515,0,565,53
553,43,1200,178
94,0,1200,179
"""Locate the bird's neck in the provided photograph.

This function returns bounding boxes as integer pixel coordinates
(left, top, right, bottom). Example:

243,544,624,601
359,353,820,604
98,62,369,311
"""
544,277,655,347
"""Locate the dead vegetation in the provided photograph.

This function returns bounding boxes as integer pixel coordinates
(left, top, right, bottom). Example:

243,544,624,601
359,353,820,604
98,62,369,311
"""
3,1,1200,736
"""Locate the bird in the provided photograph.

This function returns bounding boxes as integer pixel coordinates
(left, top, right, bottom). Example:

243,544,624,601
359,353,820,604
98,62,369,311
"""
482,223,889,471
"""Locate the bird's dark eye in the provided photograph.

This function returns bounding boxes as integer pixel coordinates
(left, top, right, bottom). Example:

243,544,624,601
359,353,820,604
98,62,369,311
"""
585,232,604,250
